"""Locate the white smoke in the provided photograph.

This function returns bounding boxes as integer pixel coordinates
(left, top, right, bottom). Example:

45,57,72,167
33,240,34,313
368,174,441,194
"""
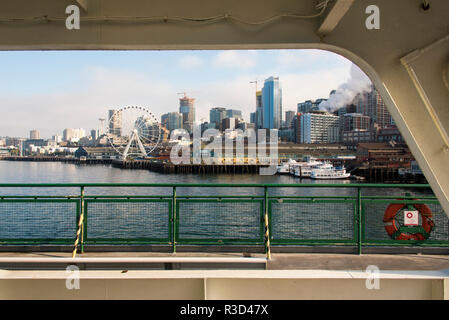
319,64,372,112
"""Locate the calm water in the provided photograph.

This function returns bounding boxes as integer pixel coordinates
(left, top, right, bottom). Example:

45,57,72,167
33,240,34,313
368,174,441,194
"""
0,161,446,243
0,160,358,197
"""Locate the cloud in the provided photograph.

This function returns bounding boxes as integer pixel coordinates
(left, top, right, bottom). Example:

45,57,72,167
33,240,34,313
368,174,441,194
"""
191,66,352,123
178,55,203,69
0,50,357,138
0,67,177,138
212,50,257,69
276,49,344,69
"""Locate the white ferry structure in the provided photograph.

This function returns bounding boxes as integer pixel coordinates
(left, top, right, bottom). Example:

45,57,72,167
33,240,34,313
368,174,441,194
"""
277,159,297,174
310,166,351,180
280,158,351,180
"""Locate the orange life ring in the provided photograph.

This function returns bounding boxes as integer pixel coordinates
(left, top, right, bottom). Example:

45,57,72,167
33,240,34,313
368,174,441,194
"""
383,201,434,240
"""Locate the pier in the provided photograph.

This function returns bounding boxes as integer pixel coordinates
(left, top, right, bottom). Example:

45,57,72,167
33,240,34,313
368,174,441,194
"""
1,156,112,165
112,160,265,174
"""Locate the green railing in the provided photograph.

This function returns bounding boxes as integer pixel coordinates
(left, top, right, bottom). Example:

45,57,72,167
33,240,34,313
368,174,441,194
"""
0,183,448,255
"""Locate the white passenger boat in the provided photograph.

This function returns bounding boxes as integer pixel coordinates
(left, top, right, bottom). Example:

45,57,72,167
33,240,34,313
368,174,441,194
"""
292,158,324,178
277,159,297,174
310,166,351,179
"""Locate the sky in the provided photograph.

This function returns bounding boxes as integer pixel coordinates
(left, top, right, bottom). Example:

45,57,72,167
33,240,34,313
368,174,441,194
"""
0,49,356,138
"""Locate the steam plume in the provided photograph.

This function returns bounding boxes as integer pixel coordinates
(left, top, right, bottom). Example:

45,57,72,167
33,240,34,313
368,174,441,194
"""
319,64,371,112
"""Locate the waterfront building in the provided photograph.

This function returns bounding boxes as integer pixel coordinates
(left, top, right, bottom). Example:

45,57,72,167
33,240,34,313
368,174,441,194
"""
209,107,227,131
4,137,25,148
299,111,339,144
342,128,377,145
22,139,48,155
179,95,195,134
356,142,414,168
29,130,40,140
377,125,404,143
108,109,122,137
161,112,183,132
262,76,282,129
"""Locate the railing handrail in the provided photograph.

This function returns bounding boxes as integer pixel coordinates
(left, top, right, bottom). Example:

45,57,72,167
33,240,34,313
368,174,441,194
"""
0,182,445,257
0,183,432,188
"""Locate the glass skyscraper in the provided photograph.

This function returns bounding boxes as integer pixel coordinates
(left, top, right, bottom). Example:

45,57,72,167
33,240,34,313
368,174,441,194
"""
161,112,183,132
262,77,282,129
209,107,227,130
179,95,195,134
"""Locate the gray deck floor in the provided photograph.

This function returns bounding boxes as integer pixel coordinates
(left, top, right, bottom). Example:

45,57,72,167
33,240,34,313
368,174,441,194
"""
0,252,449,271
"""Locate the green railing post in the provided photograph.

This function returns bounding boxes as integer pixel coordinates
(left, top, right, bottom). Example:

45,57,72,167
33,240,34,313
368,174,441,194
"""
173,186,176,254
264,186,271,260
357,187,362,255
80,186,85,254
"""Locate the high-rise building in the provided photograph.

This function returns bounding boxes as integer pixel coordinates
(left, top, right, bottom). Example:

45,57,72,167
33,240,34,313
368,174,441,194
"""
300,111,339,144
285,111,296,128
108,109,122,137
250,112,256,124
179,95,195,134
327,126,340,143
297,100,314,113
90,129,100,140
356,86,392,128
226,109,243,120
161,112,183,132
293,113,302,144
262,76,282,129
340,113,371,132
255,90,263,129
297,99,327,114
209,107,227,130
222,117,239,131
51,134,62,143
29,130,40,140
63,128,85,142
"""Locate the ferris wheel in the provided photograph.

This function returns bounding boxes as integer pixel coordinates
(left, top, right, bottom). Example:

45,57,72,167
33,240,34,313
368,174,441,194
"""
106,106,161,160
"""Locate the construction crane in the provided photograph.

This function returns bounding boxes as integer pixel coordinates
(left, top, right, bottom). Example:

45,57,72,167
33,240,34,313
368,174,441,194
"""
177,91,199,99
250,79,260,92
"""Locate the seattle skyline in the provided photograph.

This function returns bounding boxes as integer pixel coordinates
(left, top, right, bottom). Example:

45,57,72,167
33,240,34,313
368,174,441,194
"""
0,49,355,138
